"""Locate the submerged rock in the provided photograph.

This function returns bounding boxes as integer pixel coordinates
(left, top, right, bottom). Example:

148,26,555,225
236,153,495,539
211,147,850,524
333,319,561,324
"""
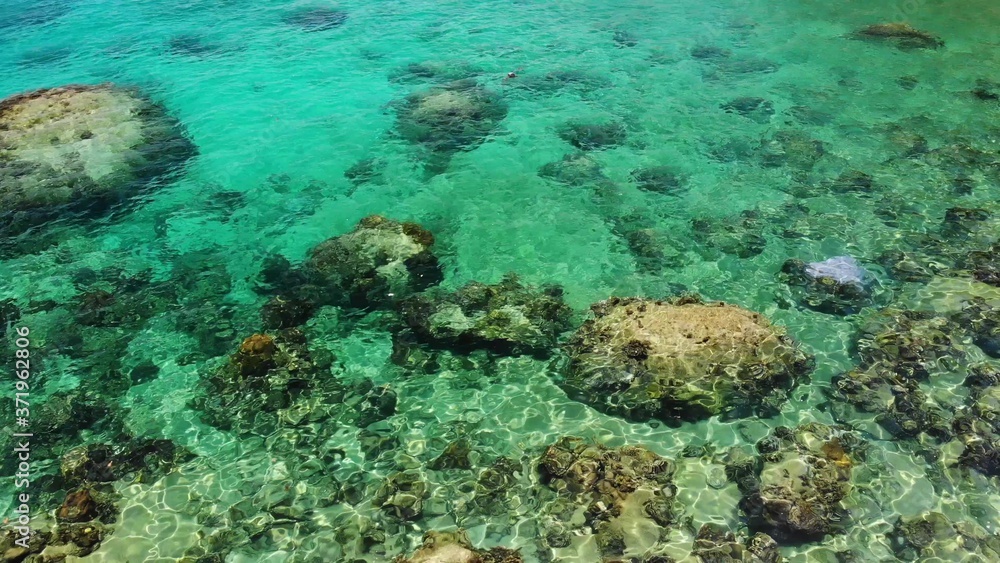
389,60,481,84
558,120,628,151
394,79,508,172
852,23,944,50
536,437,679,560
395,529,522,563
833,308,964,440
561,295,813,424
538,153,609,187
779,256,877,315
972,79,1000,102
301,215,444,309
734,423,863,542
0,83,195,237
759,130,825,170
951,368,1000,477
192,328,331,435
691,45,732,60
282,7,348,32
887,512,1000,561
721,97,774,123
691,210,768,259
507,70,612,96
631,165,687,196
399,274,573,356
613,30,638,48
691,523,782,563
373,470,428,521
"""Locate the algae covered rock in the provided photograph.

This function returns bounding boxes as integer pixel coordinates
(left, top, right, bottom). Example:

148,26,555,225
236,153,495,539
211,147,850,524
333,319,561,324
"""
191,328,334,436
558,120,628,151
536,437,679,560
399,274,573,356
952,368,1000,476
301,215,444,309
735,423,863,542
395,529,522,563
0,83,195,236
690,523,782,563
833,307,964,440
373,470,428,521
887,511,1000,561
852,23,944,50
394,79,508,172
561,295,812,424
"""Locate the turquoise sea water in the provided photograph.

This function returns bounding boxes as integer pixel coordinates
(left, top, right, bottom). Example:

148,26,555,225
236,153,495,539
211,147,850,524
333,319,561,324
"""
3,0,1000,561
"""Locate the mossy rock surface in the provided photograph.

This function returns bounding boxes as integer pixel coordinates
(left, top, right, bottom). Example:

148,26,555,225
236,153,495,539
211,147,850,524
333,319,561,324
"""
0,83,195,234
562,295,812,424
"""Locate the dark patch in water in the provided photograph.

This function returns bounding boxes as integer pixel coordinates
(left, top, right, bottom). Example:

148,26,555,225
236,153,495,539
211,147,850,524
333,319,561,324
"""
167,34,227,58
17,46,73,69
0,0,74,33
283,8,348,32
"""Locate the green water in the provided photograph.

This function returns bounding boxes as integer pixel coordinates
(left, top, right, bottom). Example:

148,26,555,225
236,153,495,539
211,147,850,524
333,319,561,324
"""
2,0,1000,561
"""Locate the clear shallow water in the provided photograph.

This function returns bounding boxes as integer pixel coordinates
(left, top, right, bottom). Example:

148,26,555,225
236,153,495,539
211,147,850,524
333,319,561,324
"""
2,0,1000,561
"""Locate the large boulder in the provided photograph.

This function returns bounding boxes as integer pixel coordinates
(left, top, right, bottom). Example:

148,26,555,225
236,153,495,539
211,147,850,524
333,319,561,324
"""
399,274,573,356
561,295,813,424
301,215,444,309
0,83,195,236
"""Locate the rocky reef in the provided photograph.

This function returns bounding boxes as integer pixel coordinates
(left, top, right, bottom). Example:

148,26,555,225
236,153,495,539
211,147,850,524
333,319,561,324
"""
0,83,195,239
561,295,813,424
730,423,863,543
536,437,680,561
398,274,573,356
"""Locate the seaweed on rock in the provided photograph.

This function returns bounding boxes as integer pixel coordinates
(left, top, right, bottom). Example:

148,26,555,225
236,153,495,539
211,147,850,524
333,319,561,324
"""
561,295,813,425
951,366,1000,477
0,83,196,240
536,437,680,560
399,273,573,357
395,529,522,563
832,308,964,440
690,523,783,563
887,511,1000,561
691,210,768,259
731,423,864,543
256,216,443,318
